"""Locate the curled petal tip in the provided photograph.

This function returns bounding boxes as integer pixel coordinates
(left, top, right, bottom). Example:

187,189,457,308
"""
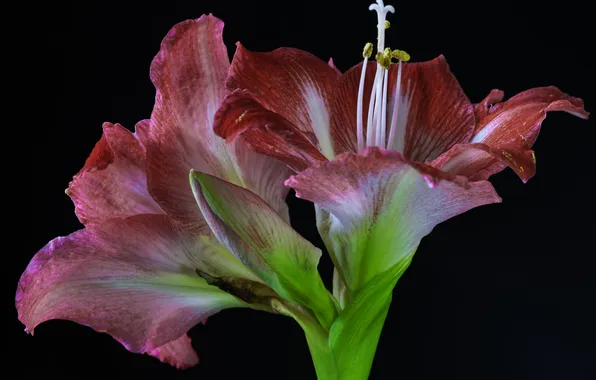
283,177,296,187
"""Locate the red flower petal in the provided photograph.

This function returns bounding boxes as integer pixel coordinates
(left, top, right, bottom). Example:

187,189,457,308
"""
444,86,590,181
67,122,164,225
331,56,475,161
328,62,365,154
472,86,589,146
147,334,199,369
285,147,501,291
16,215,245,356
214,90,327,172
431,142,537,183
226,44,340,158
473,89,504,123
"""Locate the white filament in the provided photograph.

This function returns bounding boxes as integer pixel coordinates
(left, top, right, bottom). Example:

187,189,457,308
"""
377,69,389,147
356,57,369,151
387,60,403,150
365,70,379,146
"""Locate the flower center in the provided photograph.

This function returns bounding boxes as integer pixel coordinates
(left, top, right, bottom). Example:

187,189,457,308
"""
356,0,410,152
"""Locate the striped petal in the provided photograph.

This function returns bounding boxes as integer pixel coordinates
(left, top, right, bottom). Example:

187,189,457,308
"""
225,44,340,159
330,56,475,161
214,90,327,172
434,86,589,182
143,15,290,232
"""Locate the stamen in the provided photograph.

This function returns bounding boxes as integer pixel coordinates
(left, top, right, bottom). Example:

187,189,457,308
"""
391,49,410,62
376,48,392,147
387,58,404,150
375,48,393,70
357,43,374,151
366,71,379,146
384,50,411,151
363,42,374,59
377,68,389,147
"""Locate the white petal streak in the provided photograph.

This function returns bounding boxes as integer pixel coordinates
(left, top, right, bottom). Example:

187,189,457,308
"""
471,105,531,143
303,83,334,159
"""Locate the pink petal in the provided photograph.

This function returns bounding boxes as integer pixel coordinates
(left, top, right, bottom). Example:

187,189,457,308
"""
143,15,230,233
214,90,327,172
443,86,589,181
331,56,475,161
147,334,199,369
67,121,164,225
226,44,340,159
16,214,245,355
328,57,342,75
230,140,293,222
143,15,290,231
285,147,501,290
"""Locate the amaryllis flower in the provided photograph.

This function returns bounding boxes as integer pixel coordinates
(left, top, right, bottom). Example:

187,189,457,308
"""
213,1,588,377
16,14,337,370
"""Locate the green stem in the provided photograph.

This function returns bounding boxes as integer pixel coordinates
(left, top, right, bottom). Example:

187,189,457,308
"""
329,257,411,380
271,299,338,380
274,258,412,380
328,258,412,380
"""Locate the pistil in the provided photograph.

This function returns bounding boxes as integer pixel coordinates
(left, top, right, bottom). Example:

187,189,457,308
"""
368,1,394,148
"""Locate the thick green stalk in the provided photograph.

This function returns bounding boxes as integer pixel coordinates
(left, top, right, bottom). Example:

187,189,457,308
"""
277,258,412,379
310,258,413,380
271,299,338,380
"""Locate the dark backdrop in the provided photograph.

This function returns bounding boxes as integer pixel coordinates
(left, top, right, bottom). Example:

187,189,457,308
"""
10,0,594,379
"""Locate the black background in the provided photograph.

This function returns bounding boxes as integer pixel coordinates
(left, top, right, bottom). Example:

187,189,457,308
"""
8,0,595,379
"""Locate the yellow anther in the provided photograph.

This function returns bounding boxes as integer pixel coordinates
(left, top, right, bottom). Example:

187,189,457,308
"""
362,42,374,58
392,49,411,62
377,20,391,29
383,47,392,58
531,151,537,163
376,47,393,69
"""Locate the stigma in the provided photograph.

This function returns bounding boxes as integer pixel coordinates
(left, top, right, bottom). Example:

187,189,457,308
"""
356,0,410,152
